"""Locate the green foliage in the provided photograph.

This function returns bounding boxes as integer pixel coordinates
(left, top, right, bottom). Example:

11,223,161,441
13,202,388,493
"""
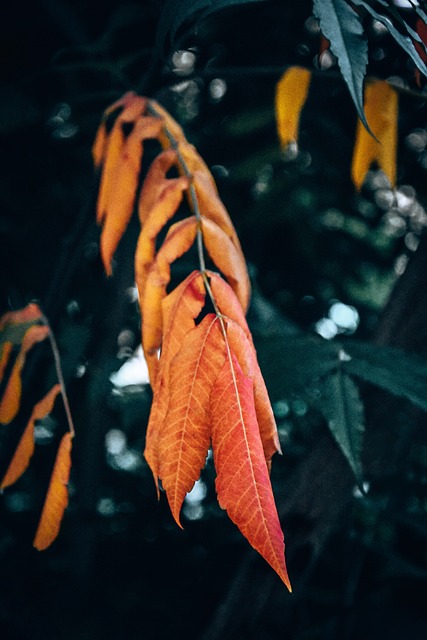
313,0,370,131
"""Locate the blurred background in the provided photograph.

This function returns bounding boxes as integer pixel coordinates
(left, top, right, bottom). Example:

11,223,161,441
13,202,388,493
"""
1,1,427,638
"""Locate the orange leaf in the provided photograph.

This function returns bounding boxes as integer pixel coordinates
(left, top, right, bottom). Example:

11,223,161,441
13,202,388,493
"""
208,273,281,463
135,176,190,298
137,148,180,224
159,314,226,525
177,142,217,192
0,302,43,332
140,217,198,383
351,80,398,190
202,217,251,313
275,66,311,149
144,271,206,488
33,432,73,551
96,96,147,225
100,116,163,275
92,91,138,169
0,325,49,425
194,171,242,252
211,350,291,590
0,341,13,384
1,384,61,489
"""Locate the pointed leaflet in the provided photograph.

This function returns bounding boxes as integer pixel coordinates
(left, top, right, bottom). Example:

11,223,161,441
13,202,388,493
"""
159,314,226,526
33,432,73,550
144,271,206,486
275,66,311,149
202,217,251,313
140,216,198,384
313,0,370,132
193,171,242,252
1,385,61,489
208,273,280,463
211,350,291,590
92,91,138,169
96,95,147,224
351,80,398,190
352,0,427,78
0,342,12,383
135,176,190,298
100,116,163,275
0,325,49,425
319,368,364,483
138,148,181,224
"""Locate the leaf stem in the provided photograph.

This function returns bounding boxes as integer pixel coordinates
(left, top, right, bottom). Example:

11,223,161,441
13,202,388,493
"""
41,313,75,438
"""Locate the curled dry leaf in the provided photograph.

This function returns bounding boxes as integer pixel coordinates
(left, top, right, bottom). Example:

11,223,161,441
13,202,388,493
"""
1,384,61,489
92,91,138,169
138,148,181,224
33,432,73,551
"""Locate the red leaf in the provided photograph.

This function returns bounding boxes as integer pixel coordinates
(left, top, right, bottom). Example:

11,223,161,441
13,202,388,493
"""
159,314,226,525
1,384,61,489
211,350,291,590
33,432,73,551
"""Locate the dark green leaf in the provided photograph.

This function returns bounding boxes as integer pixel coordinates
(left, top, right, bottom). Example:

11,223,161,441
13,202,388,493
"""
352,0,427,76
318,368,365,483
313,0,370,132
343,341,427,412
156,0,266,57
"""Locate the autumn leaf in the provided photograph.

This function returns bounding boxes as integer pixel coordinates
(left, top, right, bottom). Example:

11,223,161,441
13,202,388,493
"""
275,66,312,150
144,271,206,488
0,341,13,384
33,432,73,551
351,80,398,190
159,314,226,525
0,302,43,333
92,91,138,169
96,95,147,225
148,99,186,148
138,148,182,224
100,116,163,275
0,324,49,425
135,176,190,298
211,349,291,590
202,217,251,313
1,384,61,490
140,217,198,383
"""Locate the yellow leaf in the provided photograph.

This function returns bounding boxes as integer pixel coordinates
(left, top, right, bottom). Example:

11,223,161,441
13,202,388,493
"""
33,432,73,551
275,66,311,149
351,80,398,190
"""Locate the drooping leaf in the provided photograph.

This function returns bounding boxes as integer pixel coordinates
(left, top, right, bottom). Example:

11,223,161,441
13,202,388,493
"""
208,272,252,341
135,176,190,298
202,217,251,313
138,148,181,224
275,66,311,149
100,116,163,275
159,314,226,525
211,349,291,590
343,341,427,412
313,0,370,131
352,0,427,77
92,91,138,169
96,95,147,225
144,271,206,487
177,143,217,192
155,0,266,57
225,319,281,465
351,80,398,190
140,216,198,383
194,171,242,252
147,99,186,147
0,324,49,425
318,368,364,483
33,432,73,551
0,302,43,334
1,384,61,490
